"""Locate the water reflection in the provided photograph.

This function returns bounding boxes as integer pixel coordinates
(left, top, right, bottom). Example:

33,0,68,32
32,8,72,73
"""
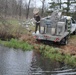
30,52,76,75
0,46,33,75
0,46,76,75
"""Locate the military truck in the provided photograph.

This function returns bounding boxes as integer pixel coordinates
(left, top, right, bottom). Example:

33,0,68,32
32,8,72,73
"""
33,10,76,45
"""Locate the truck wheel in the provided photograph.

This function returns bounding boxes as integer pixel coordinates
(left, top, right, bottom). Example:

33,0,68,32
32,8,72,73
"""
73,29,76,35
60,37,68,45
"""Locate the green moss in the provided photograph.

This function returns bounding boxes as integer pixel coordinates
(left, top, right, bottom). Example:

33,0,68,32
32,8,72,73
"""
38,44,76,67
64,55,76,66
0,38,33,51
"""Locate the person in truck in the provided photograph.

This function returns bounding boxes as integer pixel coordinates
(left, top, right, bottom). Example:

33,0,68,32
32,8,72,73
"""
33,8,41,33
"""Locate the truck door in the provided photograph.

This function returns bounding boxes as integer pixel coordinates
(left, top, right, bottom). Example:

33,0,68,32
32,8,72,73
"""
71,18,76,33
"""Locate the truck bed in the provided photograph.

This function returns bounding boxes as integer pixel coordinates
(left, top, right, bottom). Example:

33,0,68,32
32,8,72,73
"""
33,32,69,42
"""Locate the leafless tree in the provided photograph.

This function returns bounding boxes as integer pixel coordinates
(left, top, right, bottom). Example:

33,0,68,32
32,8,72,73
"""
40,0,46,17
17,0,23,19
25,0,32,19
0,0,4,14
4,0,8,17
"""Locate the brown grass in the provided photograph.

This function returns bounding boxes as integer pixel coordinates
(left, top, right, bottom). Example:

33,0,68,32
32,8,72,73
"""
60,36,76,55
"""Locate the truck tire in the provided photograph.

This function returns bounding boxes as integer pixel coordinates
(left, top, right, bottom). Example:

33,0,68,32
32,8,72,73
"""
60,37,68,45
73,29,76,35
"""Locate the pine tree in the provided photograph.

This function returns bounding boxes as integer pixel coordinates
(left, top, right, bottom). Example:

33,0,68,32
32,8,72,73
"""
63,0,76,15
49,0,76,15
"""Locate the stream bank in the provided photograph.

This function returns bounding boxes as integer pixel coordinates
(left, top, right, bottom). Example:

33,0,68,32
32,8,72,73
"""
0,46,76,75
0,34,76,67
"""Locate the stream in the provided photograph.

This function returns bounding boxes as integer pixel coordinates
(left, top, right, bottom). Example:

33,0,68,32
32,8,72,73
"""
0,46,76,75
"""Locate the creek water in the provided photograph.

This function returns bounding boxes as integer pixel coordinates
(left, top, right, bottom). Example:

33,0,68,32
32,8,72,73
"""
0,46,76,75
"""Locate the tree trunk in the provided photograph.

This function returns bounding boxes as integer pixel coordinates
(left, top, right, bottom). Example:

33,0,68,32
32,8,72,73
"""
26,0,31,19
41,0,45,17
4,0,8,17
66,0,70,15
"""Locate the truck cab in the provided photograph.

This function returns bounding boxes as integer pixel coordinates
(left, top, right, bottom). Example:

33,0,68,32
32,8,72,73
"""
63,16,76,34
71,18,76,33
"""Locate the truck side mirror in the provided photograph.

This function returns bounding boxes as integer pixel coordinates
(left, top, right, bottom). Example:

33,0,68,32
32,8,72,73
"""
71,18,76,24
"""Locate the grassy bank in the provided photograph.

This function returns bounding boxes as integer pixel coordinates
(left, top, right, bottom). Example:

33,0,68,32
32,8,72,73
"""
0,18,29,40
0,37,76,67
0,39,33,51
33,44,76,67
0,38,76,67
